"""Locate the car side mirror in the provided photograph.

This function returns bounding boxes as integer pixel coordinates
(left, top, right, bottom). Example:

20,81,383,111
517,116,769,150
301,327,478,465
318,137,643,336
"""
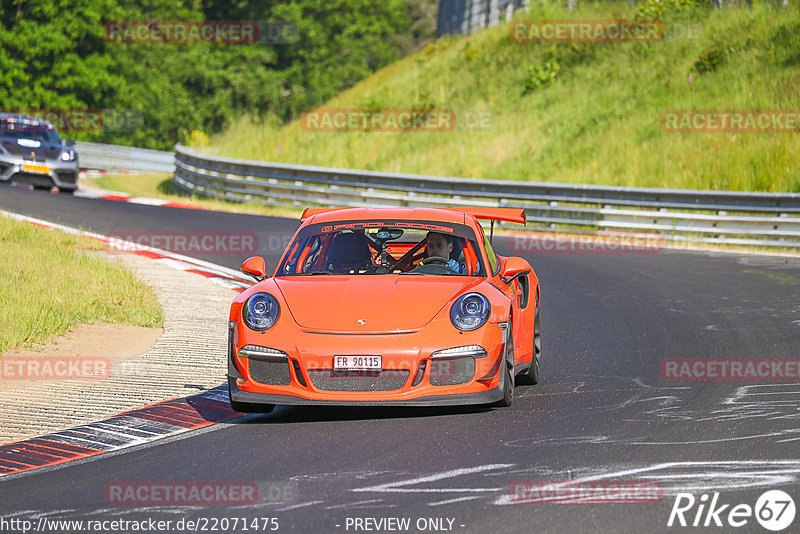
65,139,76,147
500,257,531,285
241,256,267,282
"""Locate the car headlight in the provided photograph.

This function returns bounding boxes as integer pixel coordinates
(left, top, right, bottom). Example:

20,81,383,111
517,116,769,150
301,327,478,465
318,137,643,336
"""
243,293,280,331
61,149,76,161
450,293,490,331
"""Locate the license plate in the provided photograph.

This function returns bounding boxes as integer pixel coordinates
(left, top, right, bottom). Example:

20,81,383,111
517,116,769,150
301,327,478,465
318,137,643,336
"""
20,163,49,175
333,355,381,371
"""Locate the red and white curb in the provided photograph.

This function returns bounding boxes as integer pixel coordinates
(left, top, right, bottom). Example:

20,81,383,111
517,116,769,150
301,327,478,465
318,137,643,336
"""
75,187,206,211
0,210,258,476
0,386,238,477
0,209,251,293
12,174,204,211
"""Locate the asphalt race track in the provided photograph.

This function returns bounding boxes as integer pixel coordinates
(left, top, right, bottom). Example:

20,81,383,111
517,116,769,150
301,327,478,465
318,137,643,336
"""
1,186,799,533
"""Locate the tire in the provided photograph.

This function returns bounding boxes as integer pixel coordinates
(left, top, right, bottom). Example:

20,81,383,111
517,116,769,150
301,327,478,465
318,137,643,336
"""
58,188,76,195
228,380,275,414
493,326,515,407
517,305,541,385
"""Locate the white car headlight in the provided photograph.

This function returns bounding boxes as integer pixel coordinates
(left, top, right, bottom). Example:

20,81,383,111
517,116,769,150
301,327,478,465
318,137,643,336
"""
243,293,280,331
450,293,491,331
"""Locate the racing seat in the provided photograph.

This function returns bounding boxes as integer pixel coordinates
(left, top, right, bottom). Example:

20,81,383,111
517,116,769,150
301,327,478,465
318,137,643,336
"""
450,237,465,264
448,237,471,274
452,237,482,275
324,232,374,274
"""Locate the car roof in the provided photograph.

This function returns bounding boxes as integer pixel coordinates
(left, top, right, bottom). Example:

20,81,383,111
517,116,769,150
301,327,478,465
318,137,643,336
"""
301,207,525,225
302,207,468,225
0,113,57,130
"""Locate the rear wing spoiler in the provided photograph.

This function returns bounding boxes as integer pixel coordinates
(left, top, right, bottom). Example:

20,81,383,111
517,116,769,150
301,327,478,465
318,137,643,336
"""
301,208,345,221
300,207,527,224
442,208,526,225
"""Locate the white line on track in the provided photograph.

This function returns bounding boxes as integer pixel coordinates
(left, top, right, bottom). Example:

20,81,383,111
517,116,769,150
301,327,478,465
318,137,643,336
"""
353,464,513,494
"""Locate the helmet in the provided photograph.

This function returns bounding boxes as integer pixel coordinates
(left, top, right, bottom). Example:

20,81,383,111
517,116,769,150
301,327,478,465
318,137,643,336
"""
325,232,373,273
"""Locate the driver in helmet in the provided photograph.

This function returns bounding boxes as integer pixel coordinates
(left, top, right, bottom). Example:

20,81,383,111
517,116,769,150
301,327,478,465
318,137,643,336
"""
424,232,463,274
324,232,374,273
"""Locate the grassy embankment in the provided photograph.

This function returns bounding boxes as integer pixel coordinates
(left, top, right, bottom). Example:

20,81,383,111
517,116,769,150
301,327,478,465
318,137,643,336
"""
202,1,800,193
0,216,163,353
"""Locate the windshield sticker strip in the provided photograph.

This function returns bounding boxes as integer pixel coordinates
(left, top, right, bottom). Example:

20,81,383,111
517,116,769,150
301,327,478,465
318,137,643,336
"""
320,221,455,233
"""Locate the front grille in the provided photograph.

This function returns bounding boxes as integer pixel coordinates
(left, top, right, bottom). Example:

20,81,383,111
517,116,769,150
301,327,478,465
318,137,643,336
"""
308,369,409,392
56,171,77,184
12,173,54,187
249,357,291,385
430,356,475,386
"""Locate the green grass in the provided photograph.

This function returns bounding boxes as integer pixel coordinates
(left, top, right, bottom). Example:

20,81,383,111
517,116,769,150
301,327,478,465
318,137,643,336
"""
0,216,163,353
204,1,800,193
89,173,304,219
91,173,177,200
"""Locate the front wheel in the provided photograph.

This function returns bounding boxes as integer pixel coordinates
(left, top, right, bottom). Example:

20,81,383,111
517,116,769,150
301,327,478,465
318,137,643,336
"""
493,327,515,407
517,306,541,385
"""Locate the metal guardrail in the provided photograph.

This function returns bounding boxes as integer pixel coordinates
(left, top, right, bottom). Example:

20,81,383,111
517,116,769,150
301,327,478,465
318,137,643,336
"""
172,144,800,248
76,141,174,173
437,0,529,37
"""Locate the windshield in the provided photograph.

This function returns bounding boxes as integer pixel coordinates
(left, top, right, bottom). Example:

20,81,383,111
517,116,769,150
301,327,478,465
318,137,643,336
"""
277,220,486,277
0,118,61,144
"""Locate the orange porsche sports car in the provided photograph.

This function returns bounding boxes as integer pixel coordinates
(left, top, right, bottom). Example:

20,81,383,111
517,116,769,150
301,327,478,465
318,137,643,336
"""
227,207,540,411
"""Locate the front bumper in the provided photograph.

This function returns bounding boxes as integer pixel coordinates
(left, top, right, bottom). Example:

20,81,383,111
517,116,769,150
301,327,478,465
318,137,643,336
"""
0,154,79,190
228,377,504,407
227,319,507,407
